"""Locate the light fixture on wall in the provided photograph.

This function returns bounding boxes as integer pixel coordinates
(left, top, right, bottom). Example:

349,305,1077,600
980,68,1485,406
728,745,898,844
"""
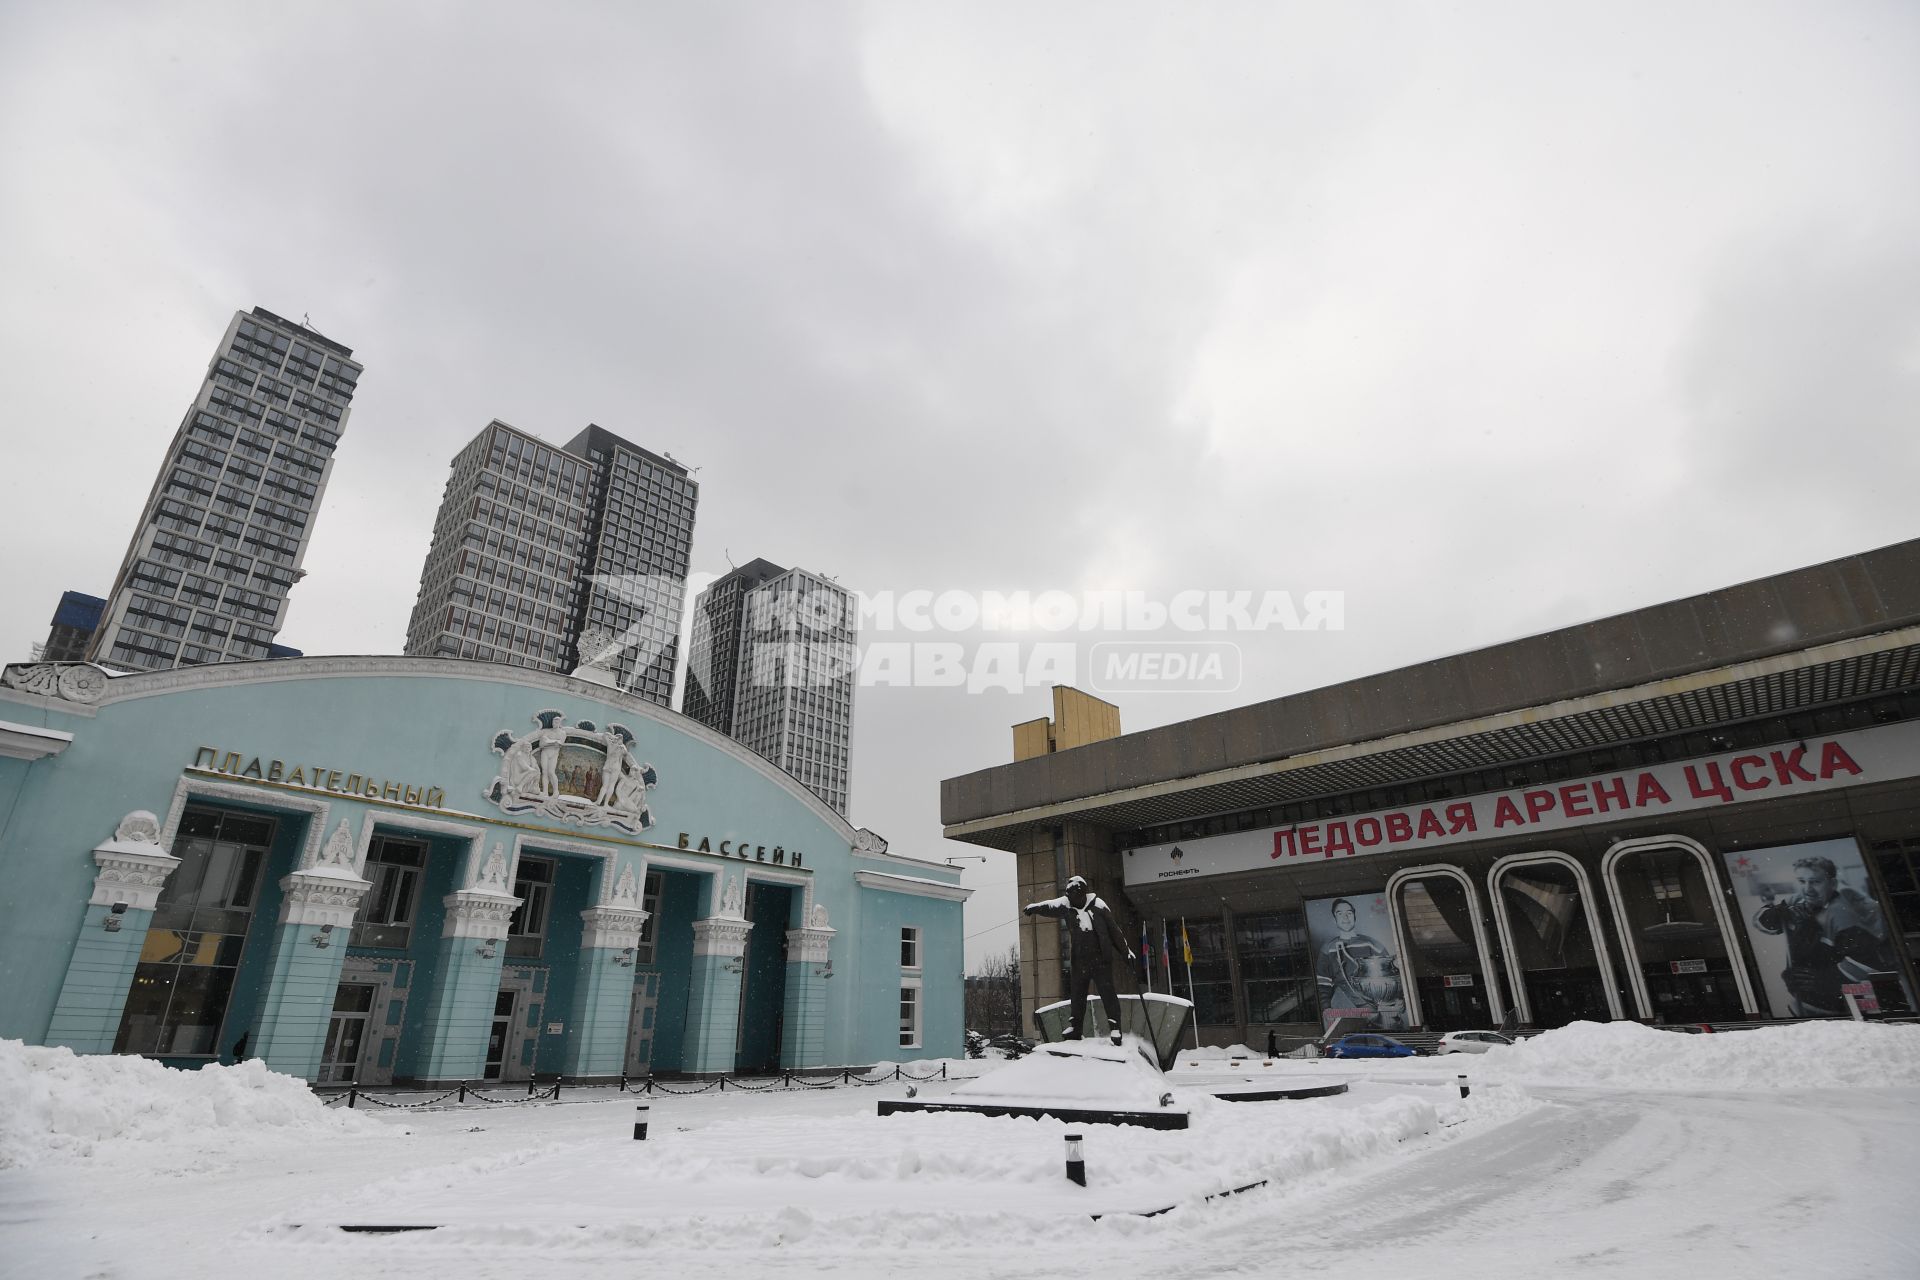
310,922,334,949
612,947,636,969
814,959,835,981
103,902,128,933
722,955,744,975
944,856,987,868
476,937,499,959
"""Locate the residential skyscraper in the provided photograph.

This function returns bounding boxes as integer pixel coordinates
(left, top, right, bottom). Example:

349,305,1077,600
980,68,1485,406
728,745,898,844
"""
87,308,362,671
685,562,856,814
403,420,698,705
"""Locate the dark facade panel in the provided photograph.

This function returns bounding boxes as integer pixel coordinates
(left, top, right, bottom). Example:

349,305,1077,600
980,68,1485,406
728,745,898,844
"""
943,539,1920,827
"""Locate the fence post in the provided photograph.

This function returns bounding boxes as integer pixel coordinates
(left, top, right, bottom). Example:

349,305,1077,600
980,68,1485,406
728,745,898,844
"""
347,1087,358,1109
941,1063,948,1080
458,1082,467,1103
528,1075,537,1098
719,1075,726,1092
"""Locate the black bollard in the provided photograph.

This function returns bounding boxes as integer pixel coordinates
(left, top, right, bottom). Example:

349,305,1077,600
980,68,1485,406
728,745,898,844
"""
633,1103,650,1141
1065,1133,1086,1187
1457,1074,1470,1099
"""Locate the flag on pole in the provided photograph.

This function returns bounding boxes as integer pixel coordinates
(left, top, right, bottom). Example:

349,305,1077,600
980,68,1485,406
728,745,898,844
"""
1161,918,1173,988
1180,916,1200,1049
1139,922,1152,989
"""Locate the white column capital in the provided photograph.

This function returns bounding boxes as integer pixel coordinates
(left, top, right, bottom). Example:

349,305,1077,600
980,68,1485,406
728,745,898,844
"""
278,869,372,929
90,844,183,911
581,905,650,951
691,915,754,958
441,888,521,940
785,925,836,965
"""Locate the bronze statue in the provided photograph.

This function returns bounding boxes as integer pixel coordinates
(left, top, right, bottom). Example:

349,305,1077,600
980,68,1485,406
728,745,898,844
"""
1023,875,1135,1045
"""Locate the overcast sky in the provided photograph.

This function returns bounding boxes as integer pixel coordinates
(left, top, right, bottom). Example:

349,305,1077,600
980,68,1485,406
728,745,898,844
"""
3,2,1917,968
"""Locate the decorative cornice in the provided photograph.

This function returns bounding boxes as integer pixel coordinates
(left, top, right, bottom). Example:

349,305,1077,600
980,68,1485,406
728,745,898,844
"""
4,655,860,842
581,905,651,951
442,888,521,939
278,869,372,929
0,718,73,761
852,869,973,902
691,915,755,957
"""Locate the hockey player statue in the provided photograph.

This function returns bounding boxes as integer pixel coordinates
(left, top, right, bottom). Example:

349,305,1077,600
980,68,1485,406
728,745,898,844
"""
1023,875,1136,1046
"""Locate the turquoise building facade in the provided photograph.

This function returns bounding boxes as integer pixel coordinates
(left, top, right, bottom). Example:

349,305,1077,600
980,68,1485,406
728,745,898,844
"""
0,657,968,1083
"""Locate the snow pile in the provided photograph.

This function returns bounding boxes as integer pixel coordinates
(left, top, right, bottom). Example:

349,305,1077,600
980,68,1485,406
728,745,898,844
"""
946,1038,1174,1110
1473,1020,1920,1090
1173,1043,1259,1064
307,1080,1536,1236
0,1039,372,1169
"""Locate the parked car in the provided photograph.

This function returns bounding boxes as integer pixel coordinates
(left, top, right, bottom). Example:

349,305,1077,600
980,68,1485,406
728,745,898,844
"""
1436,1030,1515,1054
1323,1033,1419,1059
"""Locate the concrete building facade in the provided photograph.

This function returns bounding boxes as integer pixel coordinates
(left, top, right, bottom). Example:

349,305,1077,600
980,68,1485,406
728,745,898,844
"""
944,542,1920,1043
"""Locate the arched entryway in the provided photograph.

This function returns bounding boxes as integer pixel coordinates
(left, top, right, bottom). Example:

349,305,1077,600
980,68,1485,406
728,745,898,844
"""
1602,835,1757,1022
1386,865,1504,1030
1487,852,1624,1026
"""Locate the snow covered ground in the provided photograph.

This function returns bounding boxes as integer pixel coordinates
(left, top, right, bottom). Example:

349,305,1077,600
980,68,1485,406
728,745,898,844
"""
4,1023,1918,1279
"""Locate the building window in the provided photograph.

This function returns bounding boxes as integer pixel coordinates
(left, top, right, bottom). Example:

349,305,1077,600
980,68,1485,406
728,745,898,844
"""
634,871,663,964
353,836,427,949
900,926,921,971
899,981,921,1049
508,857,554,958
114,808,274,1057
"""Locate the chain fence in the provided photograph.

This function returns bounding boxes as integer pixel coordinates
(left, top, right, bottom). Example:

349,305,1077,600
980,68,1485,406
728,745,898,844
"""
314,1062,973,1111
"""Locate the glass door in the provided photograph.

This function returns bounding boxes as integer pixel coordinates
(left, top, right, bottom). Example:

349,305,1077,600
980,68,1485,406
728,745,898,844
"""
484,989,516,1080
318,984,375,1083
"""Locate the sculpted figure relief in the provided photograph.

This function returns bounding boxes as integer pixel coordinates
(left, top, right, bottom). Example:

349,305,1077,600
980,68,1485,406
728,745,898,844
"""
484,712,658,835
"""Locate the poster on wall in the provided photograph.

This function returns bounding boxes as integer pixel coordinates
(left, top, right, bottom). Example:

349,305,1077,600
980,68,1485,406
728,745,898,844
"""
1722,838,1913,1017
1304,893,1407,1031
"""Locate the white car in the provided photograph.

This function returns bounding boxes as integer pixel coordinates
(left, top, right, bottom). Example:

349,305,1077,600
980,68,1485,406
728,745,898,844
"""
1436,1030,1514,1054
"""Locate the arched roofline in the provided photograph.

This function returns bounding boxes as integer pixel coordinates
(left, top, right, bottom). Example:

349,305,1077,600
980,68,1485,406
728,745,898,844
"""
4,655,863,844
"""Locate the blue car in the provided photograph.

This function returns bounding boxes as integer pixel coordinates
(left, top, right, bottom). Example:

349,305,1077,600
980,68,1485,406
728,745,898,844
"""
1323,1033,1419,1059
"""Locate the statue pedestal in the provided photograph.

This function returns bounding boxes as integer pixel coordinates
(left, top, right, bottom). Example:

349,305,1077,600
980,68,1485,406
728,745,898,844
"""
879,1036,1192,1130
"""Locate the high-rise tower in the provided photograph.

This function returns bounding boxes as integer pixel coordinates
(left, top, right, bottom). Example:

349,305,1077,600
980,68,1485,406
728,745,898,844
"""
88,308,361,670
403,420,697,705
685,562,856,813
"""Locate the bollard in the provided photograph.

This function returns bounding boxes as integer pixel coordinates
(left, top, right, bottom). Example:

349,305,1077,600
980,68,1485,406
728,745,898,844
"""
347,1087,358,1109
1064,1133,1086,1187
1457,1074,1470,1099
633,1103,650,1141
457,1082,468,1103
528,1076,537,1098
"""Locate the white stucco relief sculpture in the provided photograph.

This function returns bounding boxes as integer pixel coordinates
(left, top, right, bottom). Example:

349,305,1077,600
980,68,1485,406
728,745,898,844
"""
611,863,641,908
115,810,163,845
484,711,658,834
477,843,511,890
3,662,109,704
811,902,830,930
720,873,744,919
313,819,357,871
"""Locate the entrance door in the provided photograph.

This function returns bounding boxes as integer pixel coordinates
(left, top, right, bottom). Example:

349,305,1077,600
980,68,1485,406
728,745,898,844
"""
484,989,517,1080
624,972,660,1077
318,984,375,1083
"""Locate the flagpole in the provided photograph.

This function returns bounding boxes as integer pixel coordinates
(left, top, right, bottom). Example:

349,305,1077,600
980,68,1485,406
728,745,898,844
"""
1181,916,1200,1050
1161,918,1173,996
1140,921,1152,993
